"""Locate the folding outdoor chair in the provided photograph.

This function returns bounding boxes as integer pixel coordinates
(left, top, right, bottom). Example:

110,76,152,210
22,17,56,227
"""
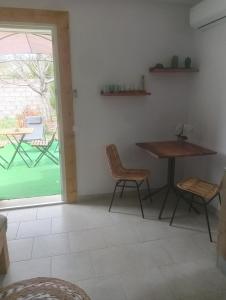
0,142,8,169
31,131,59,166
46,121,59,153
24,116,44,142
53,131,59,153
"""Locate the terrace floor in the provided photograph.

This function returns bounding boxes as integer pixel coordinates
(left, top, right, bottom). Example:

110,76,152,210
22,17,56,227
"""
0,142,60,200
0,194,225,300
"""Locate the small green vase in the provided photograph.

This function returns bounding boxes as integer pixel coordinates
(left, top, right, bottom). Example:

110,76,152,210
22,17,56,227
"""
171,56,179,68
185,57,192,69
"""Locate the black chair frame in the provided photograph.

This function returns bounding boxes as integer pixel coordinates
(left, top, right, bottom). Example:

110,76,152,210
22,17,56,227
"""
109,178,152,218
32,132,59,167
0,155,8,169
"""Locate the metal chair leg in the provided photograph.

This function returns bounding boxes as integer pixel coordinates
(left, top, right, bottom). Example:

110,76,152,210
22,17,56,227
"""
0,156,8,169
136,181,144,218
189,195,194,212
54,142,59,153
146,178,152,203
109,181,119,212
120,181,126,198
204,204,213,242
158,187,170,219
170,193,180,226
218,193,222,206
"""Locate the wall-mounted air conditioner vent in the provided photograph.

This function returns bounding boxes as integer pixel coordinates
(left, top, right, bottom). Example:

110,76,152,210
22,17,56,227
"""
190,0,226,30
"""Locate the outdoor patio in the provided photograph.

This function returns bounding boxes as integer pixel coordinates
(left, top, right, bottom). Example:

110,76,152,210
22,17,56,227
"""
0,141,60,200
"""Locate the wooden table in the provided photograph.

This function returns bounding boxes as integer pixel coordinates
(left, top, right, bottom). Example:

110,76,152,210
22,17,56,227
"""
0,128,33,168
136,140,217,219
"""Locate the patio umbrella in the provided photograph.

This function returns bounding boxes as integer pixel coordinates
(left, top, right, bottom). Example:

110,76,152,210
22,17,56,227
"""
0,31,52,55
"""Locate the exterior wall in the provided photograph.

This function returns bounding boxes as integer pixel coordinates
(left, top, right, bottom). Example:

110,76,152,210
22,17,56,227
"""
0,81,44,119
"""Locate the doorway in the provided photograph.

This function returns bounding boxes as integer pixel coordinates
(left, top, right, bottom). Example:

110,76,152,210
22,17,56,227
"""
0,8,77,207
0,26,62,205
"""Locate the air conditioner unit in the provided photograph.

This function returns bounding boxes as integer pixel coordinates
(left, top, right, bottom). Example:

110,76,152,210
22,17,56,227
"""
190,0,226,30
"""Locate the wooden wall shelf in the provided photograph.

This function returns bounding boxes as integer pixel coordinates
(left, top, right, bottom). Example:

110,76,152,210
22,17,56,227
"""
101,91,151,96
149,67,199,73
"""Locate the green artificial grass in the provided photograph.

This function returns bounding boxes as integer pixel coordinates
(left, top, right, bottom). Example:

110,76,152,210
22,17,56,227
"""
0,142,61,200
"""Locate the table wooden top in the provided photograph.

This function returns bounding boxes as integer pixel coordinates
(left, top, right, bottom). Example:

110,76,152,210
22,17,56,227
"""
136,140,217,159
0,128,33,136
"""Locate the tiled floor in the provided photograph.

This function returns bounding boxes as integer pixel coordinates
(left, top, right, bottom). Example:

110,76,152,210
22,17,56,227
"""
0,194,226,300
0,194,62,209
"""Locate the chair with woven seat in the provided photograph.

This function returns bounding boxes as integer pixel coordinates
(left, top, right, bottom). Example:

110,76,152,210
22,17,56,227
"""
106,144,151,218
170,177,222,242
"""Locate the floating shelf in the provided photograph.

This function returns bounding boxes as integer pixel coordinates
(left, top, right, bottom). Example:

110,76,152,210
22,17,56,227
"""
101,91,151,96
149,67,199,73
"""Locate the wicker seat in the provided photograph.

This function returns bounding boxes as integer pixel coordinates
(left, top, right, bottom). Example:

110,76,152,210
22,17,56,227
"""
106,144,151,218
170,176,222,242
177,177,220,201
31,140,49,147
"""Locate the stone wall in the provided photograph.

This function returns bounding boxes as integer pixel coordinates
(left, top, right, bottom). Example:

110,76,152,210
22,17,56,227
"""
0,80,47,119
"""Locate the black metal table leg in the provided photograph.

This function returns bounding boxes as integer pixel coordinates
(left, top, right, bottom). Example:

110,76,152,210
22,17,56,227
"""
158,157,175,219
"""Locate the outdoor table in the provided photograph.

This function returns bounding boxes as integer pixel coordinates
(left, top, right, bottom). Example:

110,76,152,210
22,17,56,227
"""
0,128,33,168
136,140,217,219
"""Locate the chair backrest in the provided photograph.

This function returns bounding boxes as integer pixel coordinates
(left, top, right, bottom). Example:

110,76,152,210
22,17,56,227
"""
106,144,123,177
47,131,57,144
218,175,224,193
23,116,44,141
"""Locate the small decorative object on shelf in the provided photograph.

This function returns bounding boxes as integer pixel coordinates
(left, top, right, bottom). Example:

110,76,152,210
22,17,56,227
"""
185,57,192,69
171,55,179,68
150,56,198,73
100,76,151,96
141,75,145,90
155,63,164,69
176,124,188,142
175,123,193,142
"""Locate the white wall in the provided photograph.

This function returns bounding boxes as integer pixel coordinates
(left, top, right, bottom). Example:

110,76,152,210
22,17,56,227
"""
185,22,226,186
0,0,195,195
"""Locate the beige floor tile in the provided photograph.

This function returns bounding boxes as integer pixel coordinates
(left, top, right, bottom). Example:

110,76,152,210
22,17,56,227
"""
0,258,51,286
7,222,19,240
78,275,127,300
7,208,37,223
17,219,51,238
8,238,33,262
69,229,107,253
120,267,176,300
102,223,142,247
90,244,147,277
51,252,95,282
32,233,70,258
